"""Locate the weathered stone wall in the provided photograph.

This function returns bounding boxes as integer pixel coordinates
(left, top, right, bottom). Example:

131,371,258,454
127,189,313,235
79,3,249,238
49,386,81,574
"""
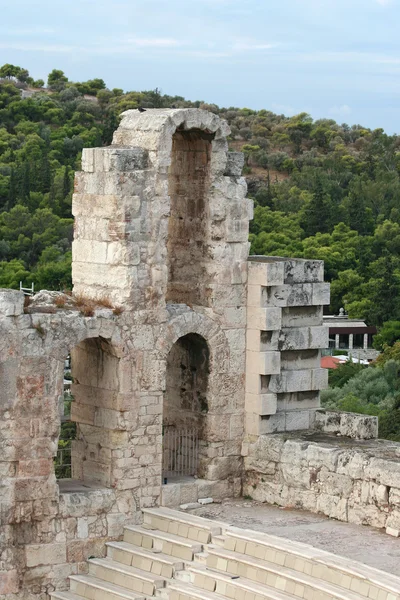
0,289,245,599
3,107,396,600
243,433,400,536
1,109,250,598
245,257,330,435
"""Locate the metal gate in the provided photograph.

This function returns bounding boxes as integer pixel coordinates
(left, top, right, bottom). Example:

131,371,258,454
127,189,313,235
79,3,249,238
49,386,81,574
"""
162,427,199,478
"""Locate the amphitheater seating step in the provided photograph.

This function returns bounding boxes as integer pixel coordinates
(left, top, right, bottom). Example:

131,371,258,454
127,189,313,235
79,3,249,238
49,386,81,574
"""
142,507,224,544
69,574,144,600
124,524,202,561
50,507,400,600
206,546,375,600
107,540,184,578
88,557,165,595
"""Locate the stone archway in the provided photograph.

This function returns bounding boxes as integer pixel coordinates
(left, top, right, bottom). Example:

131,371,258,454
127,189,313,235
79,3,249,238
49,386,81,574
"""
163,333,210,480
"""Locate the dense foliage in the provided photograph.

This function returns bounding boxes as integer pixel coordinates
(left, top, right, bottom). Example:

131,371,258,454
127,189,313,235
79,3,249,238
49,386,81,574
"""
1,64,400,326
322,357,400,441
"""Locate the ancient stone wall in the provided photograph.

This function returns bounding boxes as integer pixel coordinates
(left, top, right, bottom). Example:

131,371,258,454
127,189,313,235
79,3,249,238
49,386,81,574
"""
1,109,251,599
245,257,330,435
243,432,400,536
2,107,390,600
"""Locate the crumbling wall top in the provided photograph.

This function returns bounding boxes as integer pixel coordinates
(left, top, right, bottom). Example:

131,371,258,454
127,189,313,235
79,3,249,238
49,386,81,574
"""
111,108,231,170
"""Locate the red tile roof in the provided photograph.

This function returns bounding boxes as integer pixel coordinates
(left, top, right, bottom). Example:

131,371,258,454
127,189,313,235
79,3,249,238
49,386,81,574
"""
321,356,341,369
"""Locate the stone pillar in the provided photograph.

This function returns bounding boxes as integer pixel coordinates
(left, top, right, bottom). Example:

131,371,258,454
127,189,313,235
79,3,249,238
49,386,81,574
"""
364,333,369,349
245,258,330,435
335,334,340,349
349,334,353,350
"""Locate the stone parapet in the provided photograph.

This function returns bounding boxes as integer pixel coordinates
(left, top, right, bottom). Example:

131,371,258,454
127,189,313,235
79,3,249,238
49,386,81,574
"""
245,257,329,436
243,432,400,536
315,409,379,439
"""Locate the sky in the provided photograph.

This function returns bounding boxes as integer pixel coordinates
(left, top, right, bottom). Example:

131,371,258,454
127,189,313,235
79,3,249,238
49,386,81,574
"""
1,0,400,132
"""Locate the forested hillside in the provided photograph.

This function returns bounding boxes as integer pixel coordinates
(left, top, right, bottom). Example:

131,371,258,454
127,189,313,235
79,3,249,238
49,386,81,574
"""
1,63,400,327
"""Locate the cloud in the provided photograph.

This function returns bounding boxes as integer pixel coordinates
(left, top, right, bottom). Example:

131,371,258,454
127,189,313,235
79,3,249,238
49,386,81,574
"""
2,26,55,35
233,42,276,51
122,37,182,48
329,104,352,116
0,36,183,55
0,42,75,53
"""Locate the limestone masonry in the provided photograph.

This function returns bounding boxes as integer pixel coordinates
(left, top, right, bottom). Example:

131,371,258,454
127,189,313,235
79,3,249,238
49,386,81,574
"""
0,109,399,599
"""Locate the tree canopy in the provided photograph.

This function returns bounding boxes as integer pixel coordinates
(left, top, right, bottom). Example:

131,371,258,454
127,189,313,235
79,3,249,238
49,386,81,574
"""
0,63,400,323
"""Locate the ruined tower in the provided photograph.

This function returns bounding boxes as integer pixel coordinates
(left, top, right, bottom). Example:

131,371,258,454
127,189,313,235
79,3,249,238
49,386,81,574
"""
0,109,331,598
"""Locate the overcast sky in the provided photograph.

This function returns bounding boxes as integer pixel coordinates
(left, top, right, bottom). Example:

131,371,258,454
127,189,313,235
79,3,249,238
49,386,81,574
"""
1,0,400,132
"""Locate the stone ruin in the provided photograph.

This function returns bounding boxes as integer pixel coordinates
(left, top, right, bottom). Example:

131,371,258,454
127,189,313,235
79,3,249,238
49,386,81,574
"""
0,108,399,599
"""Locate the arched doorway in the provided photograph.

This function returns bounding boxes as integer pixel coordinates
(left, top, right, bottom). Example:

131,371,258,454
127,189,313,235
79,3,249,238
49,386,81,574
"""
56,336,125,490
163,333,209,481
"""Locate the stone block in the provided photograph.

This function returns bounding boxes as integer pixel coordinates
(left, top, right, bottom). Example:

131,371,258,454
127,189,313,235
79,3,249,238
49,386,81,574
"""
285,409,314,432
278,326,327,351
205,456,241,480
161,483,181,507
0,289,24,316
315,410,378,440
339,412,378,440
311,282,330,306
248,259,285,287
107,513,126,537
281,306,323,328
269,369,327,394
280,350,320,372
245,393,277,416
246,350,281,375
244,371,261,395
245,412,261,436
259,413,286,434
25,543,66,567
284,259,324,284
365,458,400,489
246,307,282,331
224,152,244,178
0,570,18,595
82,146,148,173
226,219,249,242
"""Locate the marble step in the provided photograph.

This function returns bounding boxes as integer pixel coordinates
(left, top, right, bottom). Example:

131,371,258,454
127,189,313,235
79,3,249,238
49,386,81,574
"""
107,541,184,578
142,507,224,544
224,527,400,599
124,525,202,561
88,557,165,595
69,574,144,600
207,547,366,600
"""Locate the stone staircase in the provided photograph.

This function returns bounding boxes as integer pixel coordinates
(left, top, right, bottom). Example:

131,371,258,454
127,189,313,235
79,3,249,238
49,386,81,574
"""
51,507,400,600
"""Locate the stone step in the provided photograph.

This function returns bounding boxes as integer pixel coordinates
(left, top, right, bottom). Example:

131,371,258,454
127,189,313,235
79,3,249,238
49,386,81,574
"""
106,541,184,578
142,507,224,544
193,552,208,565
210,535,226,548
69,574,144,600
88,557,165,595
168,582,228,600
207,547,366,600
124,525,202,561
184,565,302,600
224,527,400,599
51,592,87,600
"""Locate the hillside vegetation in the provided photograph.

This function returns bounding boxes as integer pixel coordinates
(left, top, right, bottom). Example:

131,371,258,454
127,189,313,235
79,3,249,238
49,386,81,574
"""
1,64,400,327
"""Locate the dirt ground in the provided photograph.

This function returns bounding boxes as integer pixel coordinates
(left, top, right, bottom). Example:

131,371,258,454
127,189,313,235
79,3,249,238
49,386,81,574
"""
187,498,400,577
